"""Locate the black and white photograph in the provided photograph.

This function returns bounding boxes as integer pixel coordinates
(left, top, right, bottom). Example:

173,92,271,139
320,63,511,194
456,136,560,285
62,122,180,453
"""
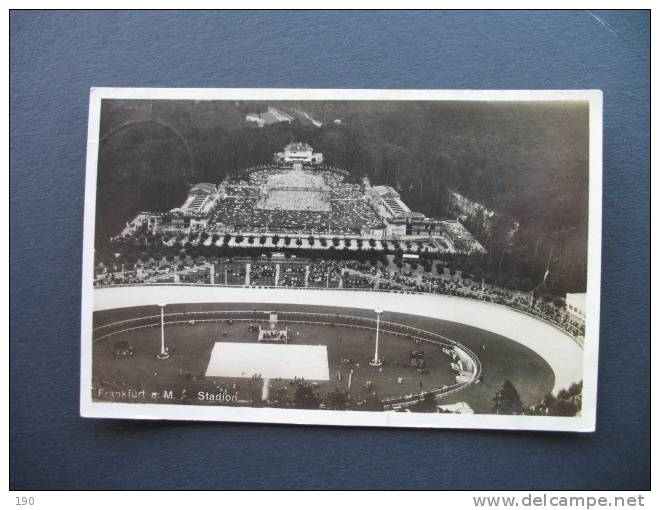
81,88,602,431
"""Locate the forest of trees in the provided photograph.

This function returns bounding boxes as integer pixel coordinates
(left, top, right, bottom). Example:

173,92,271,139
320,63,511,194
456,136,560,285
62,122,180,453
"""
95,99,590,293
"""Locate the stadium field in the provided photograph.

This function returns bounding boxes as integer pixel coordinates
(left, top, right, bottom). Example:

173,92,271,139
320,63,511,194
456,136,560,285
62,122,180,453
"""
92,302,555,413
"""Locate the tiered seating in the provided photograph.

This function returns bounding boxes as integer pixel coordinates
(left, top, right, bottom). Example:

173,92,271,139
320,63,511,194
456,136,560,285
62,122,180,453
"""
213,262,246,285
308,261,342,288
278,265,306,287
250,264,276,286
342,272,374,289
179,266,211,284
187,195,206,212
440,221,483,253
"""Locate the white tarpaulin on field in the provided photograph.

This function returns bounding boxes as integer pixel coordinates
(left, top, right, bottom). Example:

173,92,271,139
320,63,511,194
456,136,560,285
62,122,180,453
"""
205,342,330,380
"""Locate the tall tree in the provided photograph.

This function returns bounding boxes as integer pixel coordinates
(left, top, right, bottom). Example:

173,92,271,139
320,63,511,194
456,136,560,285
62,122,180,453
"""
493,380,524,415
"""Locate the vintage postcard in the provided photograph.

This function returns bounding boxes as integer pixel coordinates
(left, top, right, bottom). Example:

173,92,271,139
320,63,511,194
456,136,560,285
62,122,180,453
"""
80,88,602,431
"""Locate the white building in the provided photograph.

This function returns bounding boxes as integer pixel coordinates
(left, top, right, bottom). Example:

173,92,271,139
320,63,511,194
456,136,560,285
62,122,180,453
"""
273,142,323,165
565,292,586,326
246,107,294,127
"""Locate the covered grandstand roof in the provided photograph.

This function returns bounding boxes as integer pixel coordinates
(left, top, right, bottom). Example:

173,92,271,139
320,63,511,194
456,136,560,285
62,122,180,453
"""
382,196,411,217
373,185,399,198
189,183,217,195
373,185,411,219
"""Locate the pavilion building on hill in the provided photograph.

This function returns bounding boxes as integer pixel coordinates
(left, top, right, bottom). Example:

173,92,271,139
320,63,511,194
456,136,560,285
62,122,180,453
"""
273,142,323,165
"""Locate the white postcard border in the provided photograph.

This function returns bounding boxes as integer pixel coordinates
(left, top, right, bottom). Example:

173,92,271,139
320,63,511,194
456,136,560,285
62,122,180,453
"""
80,87,603,432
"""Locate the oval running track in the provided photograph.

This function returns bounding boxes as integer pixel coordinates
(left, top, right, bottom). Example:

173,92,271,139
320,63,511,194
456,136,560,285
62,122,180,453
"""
92,286,584,394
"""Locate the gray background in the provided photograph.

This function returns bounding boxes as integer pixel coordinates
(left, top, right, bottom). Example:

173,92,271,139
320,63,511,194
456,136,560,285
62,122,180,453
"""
10,10,650,489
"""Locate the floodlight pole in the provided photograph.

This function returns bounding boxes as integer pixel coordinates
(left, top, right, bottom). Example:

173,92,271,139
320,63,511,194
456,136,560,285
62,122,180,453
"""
370,308,383,366
157,303,170,359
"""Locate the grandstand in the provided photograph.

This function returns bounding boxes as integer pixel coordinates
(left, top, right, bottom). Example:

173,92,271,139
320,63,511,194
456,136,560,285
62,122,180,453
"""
373,185,411,220
100,142,554,345
116,143,485,256
95,252,585,341
180,183,217,214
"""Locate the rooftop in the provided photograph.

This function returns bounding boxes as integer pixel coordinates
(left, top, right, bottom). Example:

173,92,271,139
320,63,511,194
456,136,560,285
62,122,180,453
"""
285,142,313,152
189,183,217,195
373,185,399,198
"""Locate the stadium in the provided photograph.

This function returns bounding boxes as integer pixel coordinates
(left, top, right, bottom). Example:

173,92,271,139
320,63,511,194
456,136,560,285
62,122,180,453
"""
91,143,586,416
